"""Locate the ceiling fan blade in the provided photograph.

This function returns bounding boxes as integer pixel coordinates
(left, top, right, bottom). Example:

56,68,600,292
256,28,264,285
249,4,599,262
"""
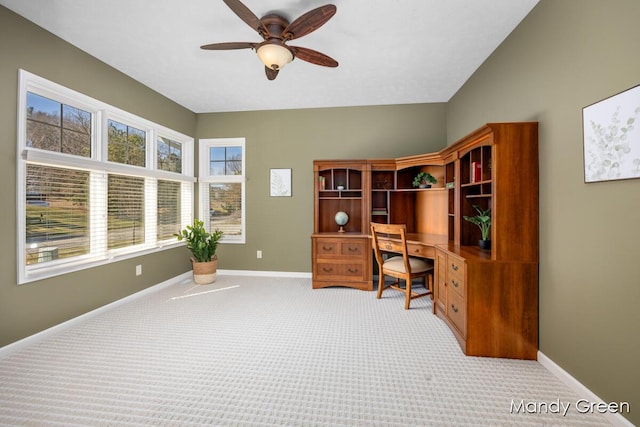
283,4,336,40
289,46,338,67
222,0,270,37
265,66,279,81
200,42,257,50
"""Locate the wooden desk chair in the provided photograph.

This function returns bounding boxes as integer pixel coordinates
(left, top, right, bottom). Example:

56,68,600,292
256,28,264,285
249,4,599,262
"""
370,222,434,310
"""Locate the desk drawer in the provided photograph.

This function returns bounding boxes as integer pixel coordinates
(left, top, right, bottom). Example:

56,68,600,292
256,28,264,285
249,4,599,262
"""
342,263,366,279
407,243,434,259
341,241,365,257
315,262,366,281
316,240,339,256
315,238,366,258
447,255,466,296
448,290,466,337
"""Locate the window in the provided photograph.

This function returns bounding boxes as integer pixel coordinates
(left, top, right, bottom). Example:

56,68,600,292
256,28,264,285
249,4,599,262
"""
17,70,195,284
199,139,246,243
107,120,146,167
157,136,182,173
107,175,145,249
26,164,91,264
26,92,91,157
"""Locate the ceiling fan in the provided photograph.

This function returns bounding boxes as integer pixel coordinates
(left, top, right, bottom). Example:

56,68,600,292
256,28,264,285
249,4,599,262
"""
201,0,339,80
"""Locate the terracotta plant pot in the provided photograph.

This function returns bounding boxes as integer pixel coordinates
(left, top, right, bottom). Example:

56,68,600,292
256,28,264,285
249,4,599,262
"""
191,256,218,285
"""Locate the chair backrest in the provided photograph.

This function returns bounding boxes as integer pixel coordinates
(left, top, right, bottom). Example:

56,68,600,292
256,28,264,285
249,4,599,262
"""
370,222,412,273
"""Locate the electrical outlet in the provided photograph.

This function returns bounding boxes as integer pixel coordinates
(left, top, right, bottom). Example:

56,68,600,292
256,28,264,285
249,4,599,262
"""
257,250,262,259
136,264,142,276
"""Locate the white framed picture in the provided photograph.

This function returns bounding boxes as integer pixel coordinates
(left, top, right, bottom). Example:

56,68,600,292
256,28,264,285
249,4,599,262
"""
583,84,640,183
270,168,292,197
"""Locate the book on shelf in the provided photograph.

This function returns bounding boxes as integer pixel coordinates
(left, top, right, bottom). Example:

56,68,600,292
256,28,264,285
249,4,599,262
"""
318,176,325,190
471,162,482,183
371,207,388,215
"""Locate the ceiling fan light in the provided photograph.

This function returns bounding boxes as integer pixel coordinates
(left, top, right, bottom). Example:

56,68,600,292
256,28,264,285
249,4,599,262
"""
257,44,293,70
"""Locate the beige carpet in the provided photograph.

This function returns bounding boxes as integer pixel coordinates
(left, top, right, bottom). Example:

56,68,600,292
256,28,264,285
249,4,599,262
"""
0,275,611,426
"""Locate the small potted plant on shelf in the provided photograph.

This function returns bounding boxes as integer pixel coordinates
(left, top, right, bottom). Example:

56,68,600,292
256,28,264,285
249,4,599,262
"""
336,181,345,191
463,205,491,250
175,219,223,284
412,171,437,188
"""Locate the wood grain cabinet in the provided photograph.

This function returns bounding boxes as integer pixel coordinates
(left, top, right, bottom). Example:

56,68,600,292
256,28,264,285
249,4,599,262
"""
434,123,539,360
312,160,372,291
312,234,372,290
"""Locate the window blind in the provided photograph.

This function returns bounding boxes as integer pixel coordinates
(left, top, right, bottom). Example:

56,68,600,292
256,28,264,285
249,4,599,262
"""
157,180,181,241
25,164,90,265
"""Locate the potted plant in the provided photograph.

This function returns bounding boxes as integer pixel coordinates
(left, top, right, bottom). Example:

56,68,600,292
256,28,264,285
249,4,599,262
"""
412,171,437,188
175,219,223,284
336,181,345,191
463,205,491,249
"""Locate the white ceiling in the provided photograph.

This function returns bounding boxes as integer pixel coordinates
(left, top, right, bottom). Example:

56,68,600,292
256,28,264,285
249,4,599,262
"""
1,0,539,113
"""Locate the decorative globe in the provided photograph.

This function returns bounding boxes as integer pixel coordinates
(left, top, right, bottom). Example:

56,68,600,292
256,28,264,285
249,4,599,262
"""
335,211,349,232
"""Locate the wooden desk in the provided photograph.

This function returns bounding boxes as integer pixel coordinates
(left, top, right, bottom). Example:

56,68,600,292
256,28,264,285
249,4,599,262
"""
375,234,537,359
312,123,539,359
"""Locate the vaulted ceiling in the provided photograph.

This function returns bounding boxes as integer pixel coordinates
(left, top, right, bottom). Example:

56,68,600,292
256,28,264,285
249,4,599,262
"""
1,0,539,113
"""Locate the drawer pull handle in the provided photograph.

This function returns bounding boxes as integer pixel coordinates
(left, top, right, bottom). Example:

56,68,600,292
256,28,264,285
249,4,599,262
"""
322,267,333,273
451,263,459,271
322,246,334,251
348,247,359,252
451,304,459,313
347,268,358,273
384,243,393,250
452,280,459,288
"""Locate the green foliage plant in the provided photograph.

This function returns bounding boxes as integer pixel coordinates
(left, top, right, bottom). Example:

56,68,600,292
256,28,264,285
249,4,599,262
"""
412,172,437,187
174,219,223,263
463,205,491,240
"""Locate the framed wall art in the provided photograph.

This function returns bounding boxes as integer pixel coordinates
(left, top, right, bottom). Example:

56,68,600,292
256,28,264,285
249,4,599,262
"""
583,84,640,183
270,168,292,197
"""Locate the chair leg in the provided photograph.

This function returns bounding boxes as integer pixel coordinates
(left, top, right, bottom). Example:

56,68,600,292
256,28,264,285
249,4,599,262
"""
404,279,411,310
376,273,385,299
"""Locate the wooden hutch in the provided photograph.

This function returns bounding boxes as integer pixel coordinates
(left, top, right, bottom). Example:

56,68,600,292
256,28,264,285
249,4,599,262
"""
311,122,539,360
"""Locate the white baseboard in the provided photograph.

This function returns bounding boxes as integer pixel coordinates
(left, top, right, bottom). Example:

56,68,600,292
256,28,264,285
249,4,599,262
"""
218,269,312,279
0,272,192,357
538,351,635,427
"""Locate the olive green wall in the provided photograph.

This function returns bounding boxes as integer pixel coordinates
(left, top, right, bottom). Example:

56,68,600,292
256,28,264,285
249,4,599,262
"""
197,105,446,272
0,6,196,347
447,0,639,424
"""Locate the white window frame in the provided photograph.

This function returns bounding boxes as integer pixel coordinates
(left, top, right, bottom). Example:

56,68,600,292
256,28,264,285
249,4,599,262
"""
17,70,195,284
199,138,246,244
